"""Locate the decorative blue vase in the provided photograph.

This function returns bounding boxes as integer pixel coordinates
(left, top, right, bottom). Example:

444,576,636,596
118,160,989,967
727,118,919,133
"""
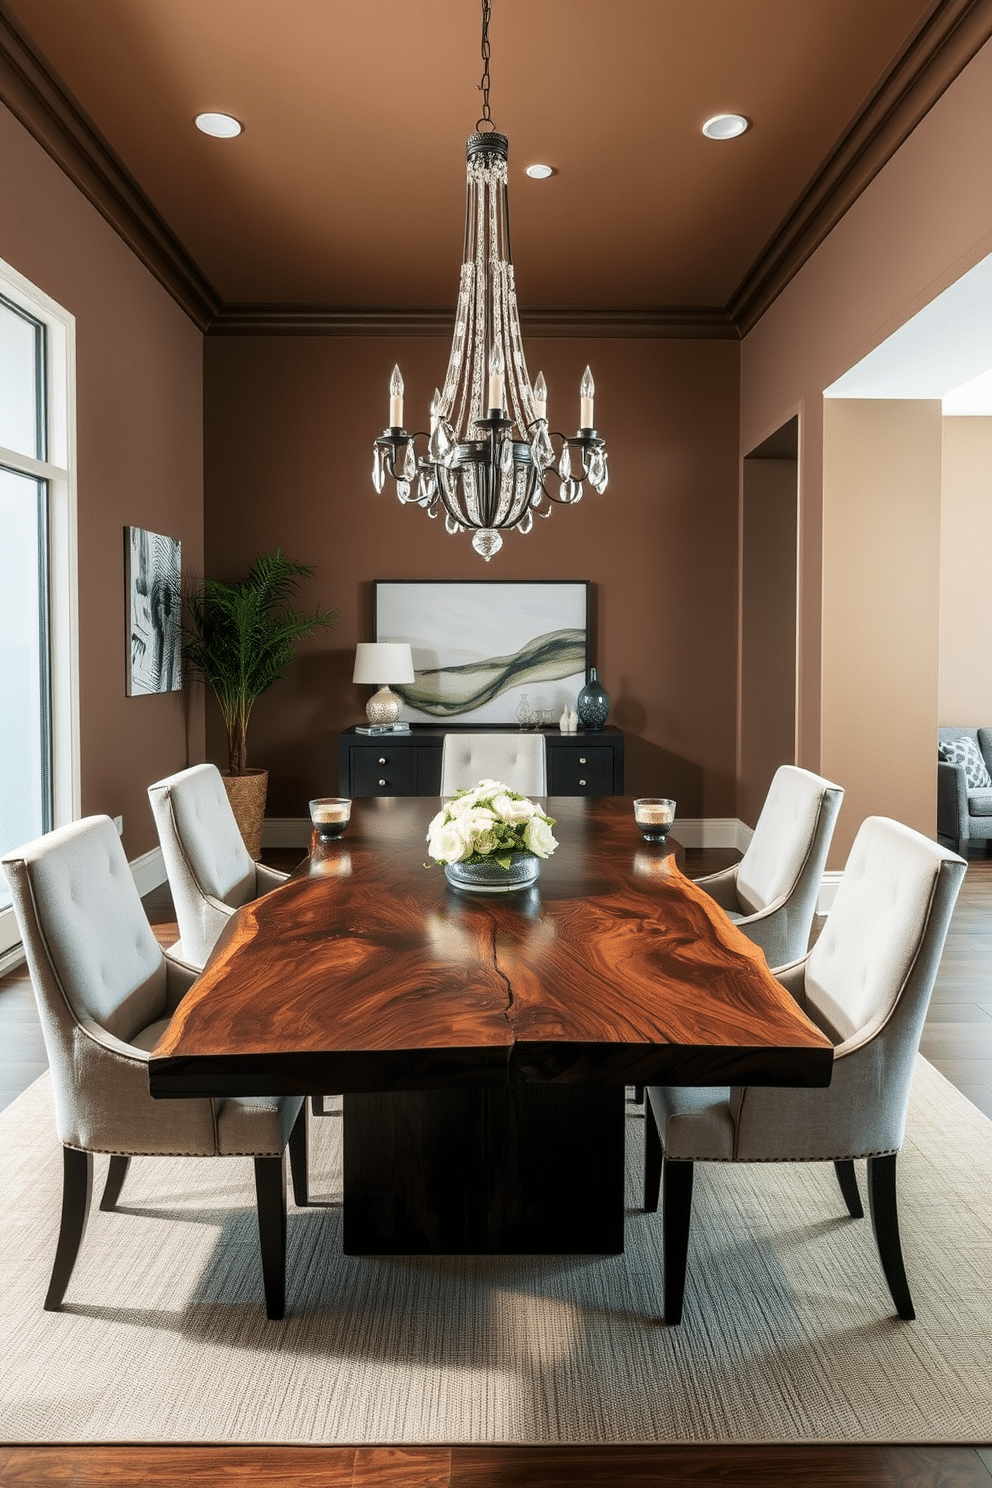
576,667,610,731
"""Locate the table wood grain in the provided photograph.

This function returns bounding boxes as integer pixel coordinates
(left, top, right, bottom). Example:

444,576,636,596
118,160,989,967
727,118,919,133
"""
150,796,832,1097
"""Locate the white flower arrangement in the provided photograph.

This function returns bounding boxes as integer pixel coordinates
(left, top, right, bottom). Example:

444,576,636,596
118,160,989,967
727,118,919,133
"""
427,779,558,869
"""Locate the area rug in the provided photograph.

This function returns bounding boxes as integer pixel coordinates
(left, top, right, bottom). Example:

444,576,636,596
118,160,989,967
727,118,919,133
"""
1,1058,990,1444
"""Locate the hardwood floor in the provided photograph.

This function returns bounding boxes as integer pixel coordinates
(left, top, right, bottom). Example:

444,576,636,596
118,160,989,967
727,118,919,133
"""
1,843,990,1487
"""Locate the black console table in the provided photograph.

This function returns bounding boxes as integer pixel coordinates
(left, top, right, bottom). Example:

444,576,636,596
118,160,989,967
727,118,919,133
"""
338,726,625,798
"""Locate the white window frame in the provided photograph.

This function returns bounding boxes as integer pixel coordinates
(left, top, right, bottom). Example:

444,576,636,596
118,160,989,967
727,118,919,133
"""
0,255,78,964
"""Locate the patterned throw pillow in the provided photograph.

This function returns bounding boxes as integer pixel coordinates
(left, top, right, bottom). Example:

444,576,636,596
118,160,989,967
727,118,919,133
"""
938,735,992,790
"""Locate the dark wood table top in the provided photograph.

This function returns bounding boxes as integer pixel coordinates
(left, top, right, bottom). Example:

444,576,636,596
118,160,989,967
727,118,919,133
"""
149,796,833,1098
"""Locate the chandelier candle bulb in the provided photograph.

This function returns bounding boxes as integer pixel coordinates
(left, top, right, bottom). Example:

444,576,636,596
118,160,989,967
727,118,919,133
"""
580,366,595,429
389,365,404,429
488,346,505,412
533,370,547,420
430,389,441,433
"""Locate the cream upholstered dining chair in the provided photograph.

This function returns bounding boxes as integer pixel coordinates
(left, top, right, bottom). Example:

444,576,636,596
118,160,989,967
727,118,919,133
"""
694,764,844,968
2,815,308,1320
643,816,966,1326
148,762,290,970
440,733,547,797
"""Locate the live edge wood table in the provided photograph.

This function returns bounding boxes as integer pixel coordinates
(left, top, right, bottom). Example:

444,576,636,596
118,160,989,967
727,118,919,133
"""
149,797,832,1257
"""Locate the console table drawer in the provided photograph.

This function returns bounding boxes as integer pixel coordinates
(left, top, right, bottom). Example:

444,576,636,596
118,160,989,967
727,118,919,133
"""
548,745,616,795
349,748,415,797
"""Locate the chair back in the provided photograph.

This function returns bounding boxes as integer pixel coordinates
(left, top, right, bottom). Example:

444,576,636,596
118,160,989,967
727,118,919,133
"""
440,733,547,797
2,816,179,1147
736,765,843,918
148,763,256,964
806,816,964,1051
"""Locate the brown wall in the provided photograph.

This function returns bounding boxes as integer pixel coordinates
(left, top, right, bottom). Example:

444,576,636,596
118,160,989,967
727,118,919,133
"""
740,36,992,863
0,102,205,861
203,334,741,817
939,416,992,725
739,456,798,826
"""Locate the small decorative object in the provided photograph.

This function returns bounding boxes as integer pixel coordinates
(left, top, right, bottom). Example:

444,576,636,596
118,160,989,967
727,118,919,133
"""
634,797,676,843
576,667,610,730
353,642,416,724
516,693,534,730
427,779,557,893
559,707,578,733
309,797,351,841
125,526,182,695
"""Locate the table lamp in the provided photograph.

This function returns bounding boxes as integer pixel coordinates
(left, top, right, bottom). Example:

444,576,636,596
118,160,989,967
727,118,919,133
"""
353,642,415,724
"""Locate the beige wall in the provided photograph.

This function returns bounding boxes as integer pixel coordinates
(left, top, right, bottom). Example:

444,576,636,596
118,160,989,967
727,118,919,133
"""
203,333,742,816
939,417,992,724
821,400,942,858
0,102,205,861
741,36,992,862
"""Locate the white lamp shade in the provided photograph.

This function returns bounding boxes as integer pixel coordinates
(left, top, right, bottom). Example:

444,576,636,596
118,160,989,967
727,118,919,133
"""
352,642,415,685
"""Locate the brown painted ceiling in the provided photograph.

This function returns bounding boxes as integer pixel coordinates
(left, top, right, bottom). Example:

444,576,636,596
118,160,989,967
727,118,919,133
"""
1,0,955,316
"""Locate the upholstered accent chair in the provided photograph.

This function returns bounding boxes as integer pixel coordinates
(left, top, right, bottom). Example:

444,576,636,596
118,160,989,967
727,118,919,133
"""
694,765,844,968
148,762,290,969
2,816,307,1320
440,733,547,797
643,816,965,1326
937,727,992,852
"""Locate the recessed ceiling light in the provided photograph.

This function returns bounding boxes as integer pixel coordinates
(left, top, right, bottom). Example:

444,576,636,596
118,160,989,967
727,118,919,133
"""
702,113,749,140
525,163,555,179
195,112,243,139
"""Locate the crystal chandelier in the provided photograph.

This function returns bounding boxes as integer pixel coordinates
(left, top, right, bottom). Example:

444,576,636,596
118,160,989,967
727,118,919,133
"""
371,0,608,561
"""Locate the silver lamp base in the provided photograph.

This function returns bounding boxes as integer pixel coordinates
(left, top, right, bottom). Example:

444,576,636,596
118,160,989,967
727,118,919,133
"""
366,685,402,724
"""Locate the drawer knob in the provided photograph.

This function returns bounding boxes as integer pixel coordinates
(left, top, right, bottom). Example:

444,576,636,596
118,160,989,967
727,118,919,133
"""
578,756,587,764
378,756,387,764
378,778,387,787
578,778,587,787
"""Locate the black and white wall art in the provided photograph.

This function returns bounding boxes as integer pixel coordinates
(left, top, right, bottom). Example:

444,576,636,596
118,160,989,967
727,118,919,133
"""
125,526,182,695
373,580,589,724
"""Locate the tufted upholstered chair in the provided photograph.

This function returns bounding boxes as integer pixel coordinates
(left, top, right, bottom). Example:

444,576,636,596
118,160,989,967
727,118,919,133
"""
936,726,992,852
694,765,844,968
2,815,307,1320
440,733,547,798
643,816,966,1326
148,762,289,970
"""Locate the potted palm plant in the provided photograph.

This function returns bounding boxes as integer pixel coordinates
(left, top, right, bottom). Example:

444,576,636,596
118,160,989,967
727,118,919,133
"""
183,550,337,858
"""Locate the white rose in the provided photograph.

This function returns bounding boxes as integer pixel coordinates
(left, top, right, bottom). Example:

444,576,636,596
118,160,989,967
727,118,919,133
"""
492,791,535,824
472,827,500,856
426,808,448,839
524,815,558,859
430,819,472,863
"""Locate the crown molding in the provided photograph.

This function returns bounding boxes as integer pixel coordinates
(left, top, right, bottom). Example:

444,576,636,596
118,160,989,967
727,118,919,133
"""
0,2,220,330
207,302,740,339
3,0,988,342
729,0,992,335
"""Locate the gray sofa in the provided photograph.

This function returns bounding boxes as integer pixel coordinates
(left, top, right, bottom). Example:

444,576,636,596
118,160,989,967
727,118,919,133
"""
937,726,992,851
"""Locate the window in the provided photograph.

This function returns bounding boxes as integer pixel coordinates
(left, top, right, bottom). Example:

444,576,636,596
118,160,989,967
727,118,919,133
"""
0,259,77,952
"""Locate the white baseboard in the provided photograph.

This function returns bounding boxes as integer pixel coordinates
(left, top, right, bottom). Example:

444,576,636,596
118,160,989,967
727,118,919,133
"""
672,817,754,852
263,817,312,849
130,845,167,897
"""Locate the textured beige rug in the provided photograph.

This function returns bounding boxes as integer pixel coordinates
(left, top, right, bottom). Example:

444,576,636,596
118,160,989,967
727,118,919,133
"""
1,1058,990,1444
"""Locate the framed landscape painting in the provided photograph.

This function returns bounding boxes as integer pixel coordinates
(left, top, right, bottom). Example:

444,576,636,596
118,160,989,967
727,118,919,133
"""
373,580,589,724
125,526,182,695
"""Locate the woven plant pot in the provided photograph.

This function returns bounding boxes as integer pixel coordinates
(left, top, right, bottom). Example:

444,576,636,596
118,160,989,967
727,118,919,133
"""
222,768,268,861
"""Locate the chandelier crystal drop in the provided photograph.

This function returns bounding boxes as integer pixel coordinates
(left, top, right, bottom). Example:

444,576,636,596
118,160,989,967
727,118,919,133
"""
371,0,608,560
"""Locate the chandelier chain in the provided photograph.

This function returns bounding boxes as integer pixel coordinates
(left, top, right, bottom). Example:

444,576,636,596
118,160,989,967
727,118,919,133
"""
476,0,495,132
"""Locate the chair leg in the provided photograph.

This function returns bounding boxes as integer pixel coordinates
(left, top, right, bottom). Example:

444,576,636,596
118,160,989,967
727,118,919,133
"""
662,1158,694,1326
867,1153,914,1320
99,1155,131,1211
643,1096,663,1213
45,1147,93,1311
288,1103,309,1207
253,1153,287,1320
834,1158,864,1218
